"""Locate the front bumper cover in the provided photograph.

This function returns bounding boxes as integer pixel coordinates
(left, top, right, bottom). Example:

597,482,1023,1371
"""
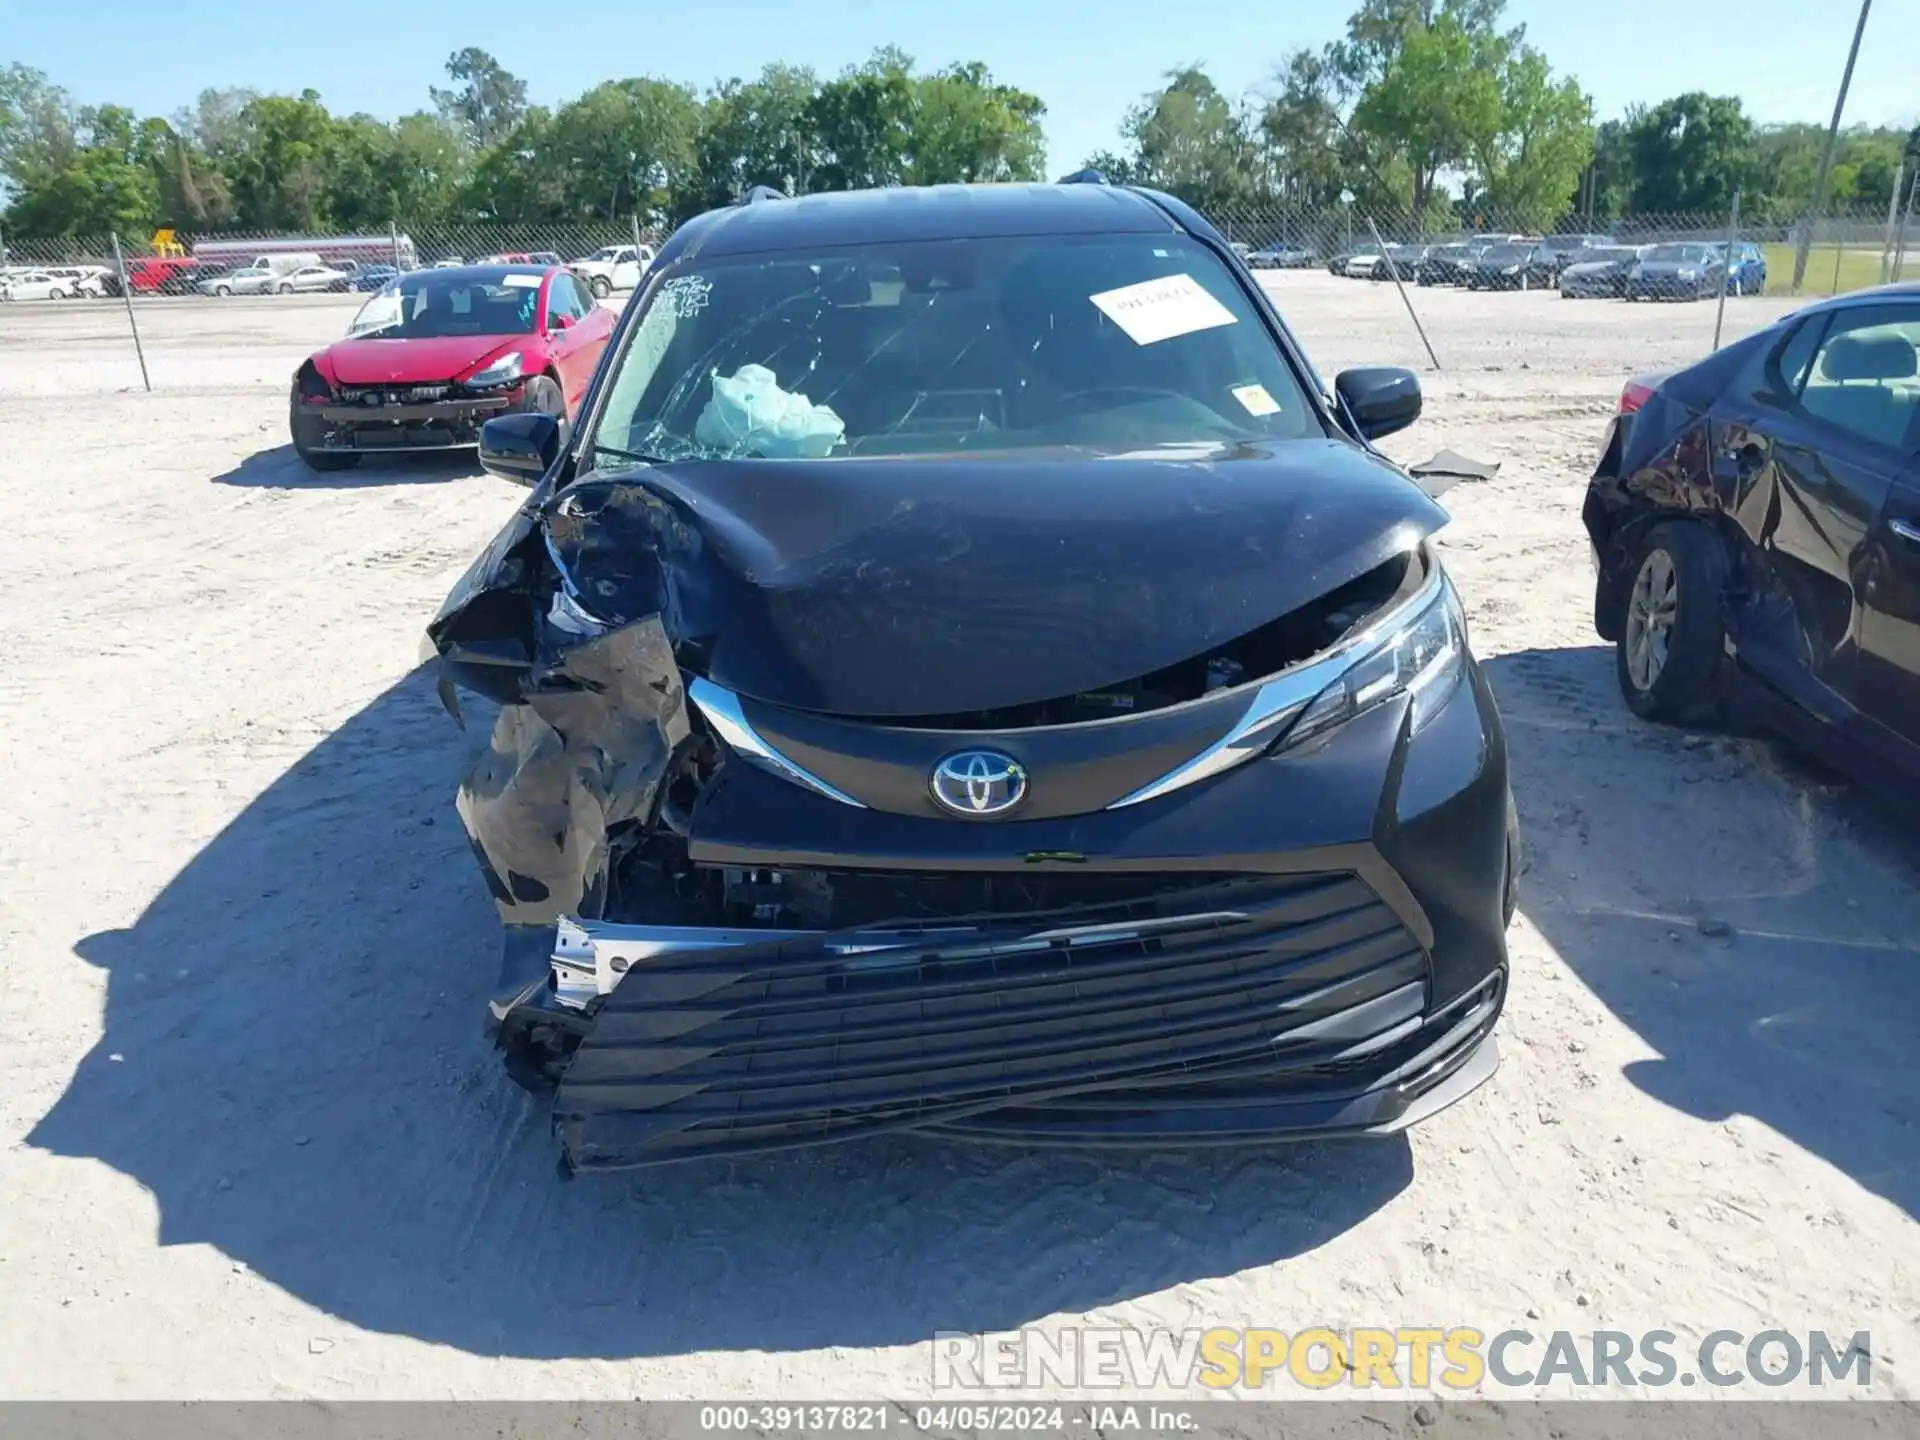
310,393,512,450
483,659,1514,1173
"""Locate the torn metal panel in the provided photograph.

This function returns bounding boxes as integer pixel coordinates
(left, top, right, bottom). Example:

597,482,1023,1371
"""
454,614,689,930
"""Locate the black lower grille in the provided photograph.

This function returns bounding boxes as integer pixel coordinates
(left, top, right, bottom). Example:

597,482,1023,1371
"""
336,383,450,404
555,871,1432,1168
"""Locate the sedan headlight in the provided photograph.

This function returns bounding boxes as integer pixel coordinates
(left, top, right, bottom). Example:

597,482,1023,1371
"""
1280,571,1468,750
465,352,525,390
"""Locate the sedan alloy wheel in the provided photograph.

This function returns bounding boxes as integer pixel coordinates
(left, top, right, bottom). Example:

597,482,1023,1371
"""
1623,545,1677,693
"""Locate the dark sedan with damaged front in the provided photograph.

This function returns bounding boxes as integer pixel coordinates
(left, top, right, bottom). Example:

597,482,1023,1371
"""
425,181,1519,1174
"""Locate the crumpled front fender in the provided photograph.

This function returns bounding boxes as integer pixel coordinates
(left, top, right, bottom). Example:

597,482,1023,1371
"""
425,499,689,932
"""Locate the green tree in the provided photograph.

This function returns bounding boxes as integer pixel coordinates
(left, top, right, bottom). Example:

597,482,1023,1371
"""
681,63,819,215
461,107,566,221
220,90,342,229
542,78,702,222
1106,67,1262,217
802,50,918,191
0,64,77,177
1257,48,1351,206
430,49,528,151
1466,44,1592,229
1622,93,1758,215
1351,15,1501,216
907,62,1046,185
2,98,162,235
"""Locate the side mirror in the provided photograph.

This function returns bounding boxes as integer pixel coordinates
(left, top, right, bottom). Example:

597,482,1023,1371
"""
1335,367,1422,441
550,310,575,331
479,412,560,485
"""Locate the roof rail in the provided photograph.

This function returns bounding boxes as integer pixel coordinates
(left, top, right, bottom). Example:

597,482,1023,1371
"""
743,185,788,204
1056,169,1107,186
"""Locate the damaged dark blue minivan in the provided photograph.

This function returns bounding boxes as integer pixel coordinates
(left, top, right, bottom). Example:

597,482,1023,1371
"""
424,180,1519,1174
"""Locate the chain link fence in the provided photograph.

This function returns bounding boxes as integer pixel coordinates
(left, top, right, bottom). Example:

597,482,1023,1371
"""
3,193,1917,301
1204,195,1920,298
1,190,1915,398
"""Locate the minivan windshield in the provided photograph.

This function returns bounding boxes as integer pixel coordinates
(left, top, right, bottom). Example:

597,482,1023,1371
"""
1481,245,1532,263
585,234,1322,465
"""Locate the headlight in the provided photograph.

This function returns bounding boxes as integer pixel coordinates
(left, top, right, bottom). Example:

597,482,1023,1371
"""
1677,268,1699,279
466,352,525,389
1279,570,1467,750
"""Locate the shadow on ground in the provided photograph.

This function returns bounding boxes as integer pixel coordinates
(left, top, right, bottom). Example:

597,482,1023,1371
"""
1486,643,1920,1219
28,664,1410,1360
213,444,479,488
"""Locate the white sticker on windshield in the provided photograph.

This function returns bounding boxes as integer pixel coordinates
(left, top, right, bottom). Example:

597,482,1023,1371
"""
1089,273,1237,346
1231,383,1280,416
501,273,543,288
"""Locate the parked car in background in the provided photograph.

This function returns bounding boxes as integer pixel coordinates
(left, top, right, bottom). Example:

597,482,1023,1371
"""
1343,247,1388,279
1583,285,1920,796
199,267,271,297
202,253,325,295
1465,242,1557,291
482,251,564,267
1625,243,1727,301
290,264,617,470
38,265,113,297
1325,250,1356,275
351,264,401,292
1719,241,1768,295
1245,243,1316,269
1417,243,1484,286
570,243,654,298
1370,244,1429,282
191,233,419,274
1545,234,1617,265
0,269,77,301
126,255,199,294
1558,245,1648,299
276,264,354,294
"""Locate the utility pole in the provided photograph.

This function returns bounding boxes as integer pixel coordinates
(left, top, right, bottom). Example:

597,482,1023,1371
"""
1881,164,1905,283
1791,0,1873,293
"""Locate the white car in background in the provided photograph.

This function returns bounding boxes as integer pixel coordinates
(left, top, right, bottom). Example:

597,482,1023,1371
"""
1,269,79,301
48,265,112,296
273,264,353,294
569,243,654,298
202,263,351,296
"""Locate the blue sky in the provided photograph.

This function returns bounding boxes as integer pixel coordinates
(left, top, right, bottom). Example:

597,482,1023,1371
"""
12,0,1917,173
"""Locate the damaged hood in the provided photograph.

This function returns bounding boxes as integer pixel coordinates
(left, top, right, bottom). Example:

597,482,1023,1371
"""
506,439,1447,718
317,334,521,386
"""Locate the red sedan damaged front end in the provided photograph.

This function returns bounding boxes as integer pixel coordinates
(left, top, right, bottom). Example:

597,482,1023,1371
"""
287,264,614,472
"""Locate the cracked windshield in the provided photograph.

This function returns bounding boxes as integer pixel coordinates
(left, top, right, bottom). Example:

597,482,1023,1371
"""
586,234,1319,466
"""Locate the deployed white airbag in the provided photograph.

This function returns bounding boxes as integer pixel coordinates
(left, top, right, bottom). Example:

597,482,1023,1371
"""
694,364,845,459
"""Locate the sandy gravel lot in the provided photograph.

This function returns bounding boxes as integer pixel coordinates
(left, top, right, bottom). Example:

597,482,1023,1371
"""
2,277,1917,1405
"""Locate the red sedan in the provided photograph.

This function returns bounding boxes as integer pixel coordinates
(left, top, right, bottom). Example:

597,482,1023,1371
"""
289,264,617,471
